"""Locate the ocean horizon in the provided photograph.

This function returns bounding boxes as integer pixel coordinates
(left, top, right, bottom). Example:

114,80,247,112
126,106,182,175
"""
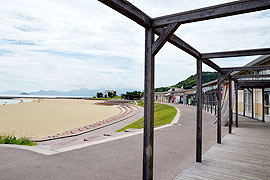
0,99,32,105
0,95,93,105
0,95,93,99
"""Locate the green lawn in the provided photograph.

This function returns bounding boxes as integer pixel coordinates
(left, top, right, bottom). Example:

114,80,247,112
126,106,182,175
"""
117,102,177,132
0,135,36,146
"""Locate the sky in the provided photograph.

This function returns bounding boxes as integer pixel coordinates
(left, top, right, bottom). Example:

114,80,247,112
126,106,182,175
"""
0,0,269,92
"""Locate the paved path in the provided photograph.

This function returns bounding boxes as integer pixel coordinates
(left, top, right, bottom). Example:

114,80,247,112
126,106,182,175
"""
175,115,270,180
0,104,226,180
37,106,144,149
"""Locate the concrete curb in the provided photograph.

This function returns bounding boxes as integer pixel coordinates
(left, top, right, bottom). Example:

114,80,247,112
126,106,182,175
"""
0,144,59,155
171,106,181,125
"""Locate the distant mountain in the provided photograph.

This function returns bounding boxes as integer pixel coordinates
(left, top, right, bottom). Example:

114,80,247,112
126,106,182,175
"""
0,90,22,95
0,88,142,97
29,88,101,96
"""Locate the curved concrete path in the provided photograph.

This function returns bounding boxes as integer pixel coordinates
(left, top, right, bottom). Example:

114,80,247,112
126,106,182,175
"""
34,105,143,150
0,104,227,180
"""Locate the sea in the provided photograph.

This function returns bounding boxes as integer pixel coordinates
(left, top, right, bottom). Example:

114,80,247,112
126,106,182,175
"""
0,95,93,105
0,99,32,105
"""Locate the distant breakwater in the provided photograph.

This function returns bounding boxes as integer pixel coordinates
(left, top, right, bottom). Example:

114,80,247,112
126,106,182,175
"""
0,99,32,105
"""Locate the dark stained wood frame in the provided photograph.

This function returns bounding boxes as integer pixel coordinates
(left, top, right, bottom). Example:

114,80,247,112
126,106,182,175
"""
229,79,233,133
98,0,270,179
235,82,239,127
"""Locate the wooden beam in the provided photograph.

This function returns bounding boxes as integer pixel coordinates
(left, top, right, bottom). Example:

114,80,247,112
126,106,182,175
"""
152,23,180,56
152,0,270,27
196,59,203,162
247,88,252,93
98,0,235,77
217,72,222,144
238,80,270,88
222,65,270,72
143,27,155,180
201,48,270,59
154,28,200,59
98,0,151,28
154,29,227,75
229,78,233,134
232,74,270,79
221,71,232,82
201,58,222,72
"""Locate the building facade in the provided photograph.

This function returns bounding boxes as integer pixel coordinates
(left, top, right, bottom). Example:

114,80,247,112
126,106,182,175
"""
105,89,117,97
155,55,270,122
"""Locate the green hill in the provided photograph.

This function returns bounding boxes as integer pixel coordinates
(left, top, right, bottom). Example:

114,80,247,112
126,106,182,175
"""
172,72,217,89
155,87,170,92
154,71,217,92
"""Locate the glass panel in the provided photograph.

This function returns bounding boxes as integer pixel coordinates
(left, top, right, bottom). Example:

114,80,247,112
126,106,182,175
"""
244,90,252,115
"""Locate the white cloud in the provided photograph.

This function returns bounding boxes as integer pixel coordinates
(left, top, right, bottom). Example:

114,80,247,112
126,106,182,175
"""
0,0,269,92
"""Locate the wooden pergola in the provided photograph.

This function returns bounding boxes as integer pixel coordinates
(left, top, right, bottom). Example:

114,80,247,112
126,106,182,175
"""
98,0,270,179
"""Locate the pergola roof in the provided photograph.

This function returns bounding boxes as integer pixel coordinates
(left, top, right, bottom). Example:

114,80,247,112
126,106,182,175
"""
98,0,270,179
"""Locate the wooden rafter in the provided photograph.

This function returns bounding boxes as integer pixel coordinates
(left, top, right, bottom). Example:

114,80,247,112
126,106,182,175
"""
152,0,270,27
152,23,180,56
98,0,151,28
232,74,270,79
238,80,270,88
154,28,200,59
201,48,270,59
222,65,270,71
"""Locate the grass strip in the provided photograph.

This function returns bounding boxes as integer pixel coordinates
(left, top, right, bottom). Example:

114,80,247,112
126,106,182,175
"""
117,102,177,132
0,135,36,146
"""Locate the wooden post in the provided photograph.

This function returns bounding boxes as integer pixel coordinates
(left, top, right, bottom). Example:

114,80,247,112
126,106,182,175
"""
196,59,203,162
243,89,246,116
235,82,238,127
262,88,265,122
205,93,207,111
210,95,213,114
215,94,217,115
229,78,232,134
207,94,209,112
143,27,155,180
203,93,205,110
217,72,222,144
252,88,254,119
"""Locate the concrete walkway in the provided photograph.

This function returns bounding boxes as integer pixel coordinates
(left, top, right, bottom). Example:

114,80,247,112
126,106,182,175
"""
0,104,226,180
36,106,144,150
175,115,270,180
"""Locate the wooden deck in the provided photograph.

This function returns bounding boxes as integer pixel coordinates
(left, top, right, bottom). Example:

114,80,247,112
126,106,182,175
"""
175,116,270,180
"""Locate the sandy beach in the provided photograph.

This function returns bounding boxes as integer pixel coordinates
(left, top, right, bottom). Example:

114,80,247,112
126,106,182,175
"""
0,99,120,138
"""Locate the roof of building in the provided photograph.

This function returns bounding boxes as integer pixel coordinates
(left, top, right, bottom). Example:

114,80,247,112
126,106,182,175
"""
155,55,270,95
232,55,270,75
